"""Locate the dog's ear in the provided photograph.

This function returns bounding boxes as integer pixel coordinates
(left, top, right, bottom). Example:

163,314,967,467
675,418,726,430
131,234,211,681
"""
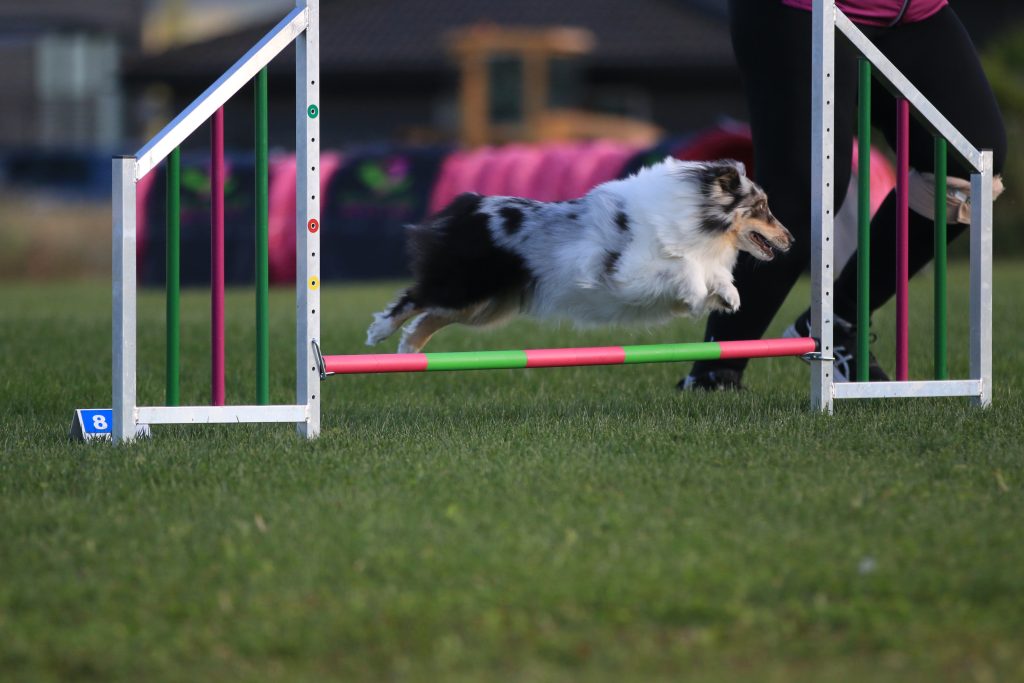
713,160,746,194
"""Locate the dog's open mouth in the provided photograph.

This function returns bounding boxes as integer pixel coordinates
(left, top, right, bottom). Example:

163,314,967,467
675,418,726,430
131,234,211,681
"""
750,232,777,260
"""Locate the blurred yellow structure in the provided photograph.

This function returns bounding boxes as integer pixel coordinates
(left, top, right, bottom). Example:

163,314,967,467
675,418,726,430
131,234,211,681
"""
446,25,662,147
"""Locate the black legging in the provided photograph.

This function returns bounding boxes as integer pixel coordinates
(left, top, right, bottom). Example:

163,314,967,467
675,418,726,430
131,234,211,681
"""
691,1,1006,377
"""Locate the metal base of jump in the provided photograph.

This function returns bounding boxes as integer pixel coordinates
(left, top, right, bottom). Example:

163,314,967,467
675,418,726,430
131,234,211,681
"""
317,338,817,376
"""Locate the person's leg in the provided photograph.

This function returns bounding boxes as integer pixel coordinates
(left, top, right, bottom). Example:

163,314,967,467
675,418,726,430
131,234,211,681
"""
832,6,1007,322
686,0,858,386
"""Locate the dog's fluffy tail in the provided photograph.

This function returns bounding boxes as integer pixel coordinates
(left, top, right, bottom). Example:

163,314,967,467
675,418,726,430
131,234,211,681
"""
366,290,419,346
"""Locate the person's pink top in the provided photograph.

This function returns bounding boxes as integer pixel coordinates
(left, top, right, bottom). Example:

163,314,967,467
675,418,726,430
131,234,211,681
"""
781,0,947,26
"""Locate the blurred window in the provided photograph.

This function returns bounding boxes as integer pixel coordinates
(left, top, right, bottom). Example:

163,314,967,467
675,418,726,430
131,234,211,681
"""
488,55,523,124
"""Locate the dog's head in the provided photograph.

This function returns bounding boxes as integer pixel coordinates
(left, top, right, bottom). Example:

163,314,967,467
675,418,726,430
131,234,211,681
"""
688,160,793,261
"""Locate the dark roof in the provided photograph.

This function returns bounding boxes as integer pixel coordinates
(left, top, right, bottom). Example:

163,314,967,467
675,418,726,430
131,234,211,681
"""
128,0,734,81
0,0,143,40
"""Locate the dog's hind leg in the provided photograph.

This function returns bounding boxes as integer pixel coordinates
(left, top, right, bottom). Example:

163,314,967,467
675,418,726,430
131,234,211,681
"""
367,289,422,346
397,311,456,354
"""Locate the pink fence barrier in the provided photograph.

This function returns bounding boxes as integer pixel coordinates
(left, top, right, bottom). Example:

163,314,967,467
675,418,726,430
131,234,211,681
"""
852,140,897,217
135,125,896,285
267,152,343,284
428,140,640,213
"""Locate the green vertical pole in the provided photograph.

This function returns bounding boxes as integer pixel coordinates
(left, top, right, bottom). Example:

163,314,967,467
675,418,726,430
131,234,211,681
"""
166,147,181,406
934,137,948,380
856,59,871,382
255,67,270,404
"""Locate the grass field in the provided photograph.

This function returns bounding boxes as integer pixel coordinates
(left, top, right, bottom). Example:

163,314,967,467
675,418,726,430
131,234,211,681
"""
2,262,1023,682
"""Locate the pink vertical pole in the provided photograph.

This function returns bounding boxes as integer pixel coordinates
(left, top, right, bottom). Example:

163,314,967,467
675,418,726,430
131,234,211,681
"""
895,98,910,381
211,107,226,405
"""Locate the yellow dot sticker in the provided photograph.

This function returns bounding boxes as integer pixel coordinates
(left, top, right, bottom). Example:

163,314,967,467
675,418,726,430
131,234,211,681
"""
308,276,319,290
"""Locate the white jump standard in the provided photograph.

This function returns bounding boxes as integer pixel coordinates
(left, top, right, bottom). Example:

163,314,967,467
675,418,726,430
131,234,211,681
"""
110,0,321,442
810,0,993,412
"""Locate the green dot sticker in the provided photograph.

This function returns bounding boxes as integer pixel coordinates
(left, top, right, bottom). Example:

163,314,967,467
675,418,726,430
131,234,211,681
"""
307,104,319,119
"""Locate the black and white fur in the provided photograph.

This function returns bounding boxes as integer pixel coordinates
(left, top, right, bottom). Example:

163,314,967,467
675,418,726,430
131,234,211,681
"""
367,158,793,353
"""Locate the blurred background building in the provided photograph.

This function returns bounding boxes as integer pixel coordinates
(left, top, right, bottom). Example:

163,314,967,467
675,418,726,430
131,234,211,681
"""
126,0,742,151
1,0,1019,180
1,0,1022,280
0,1,142,151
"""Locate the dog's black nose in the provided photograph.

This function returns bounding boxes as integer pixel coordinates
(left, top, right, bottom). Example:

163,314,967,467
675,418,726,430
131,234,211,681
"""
778,226,795,250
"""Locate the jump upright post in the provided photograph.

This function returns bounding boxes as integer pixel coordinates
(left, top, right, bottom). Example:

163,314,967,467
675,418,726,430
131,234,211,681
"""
811,0,993,411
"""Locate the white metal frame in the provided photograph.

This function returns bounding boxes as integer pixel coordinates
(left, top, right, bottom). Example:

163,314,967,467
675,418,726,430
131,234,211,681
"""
296,0,321,438
811,0,993,411
112,0,321,442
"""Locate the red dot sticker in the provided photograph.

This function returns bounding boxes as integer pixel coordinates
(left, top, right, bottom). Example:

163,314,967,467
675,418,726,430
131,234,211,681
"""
308,219,319,233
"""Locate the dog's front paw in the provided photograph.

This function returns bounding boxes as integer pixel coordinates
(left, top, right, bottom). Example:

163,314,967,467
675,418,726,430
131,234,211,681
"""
708,285,741,314
366,312,394,346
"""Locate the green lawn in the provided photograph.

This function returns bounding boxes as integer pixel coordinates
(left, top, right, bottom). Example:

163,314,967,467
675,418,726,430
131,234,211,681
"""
2,262,1022,682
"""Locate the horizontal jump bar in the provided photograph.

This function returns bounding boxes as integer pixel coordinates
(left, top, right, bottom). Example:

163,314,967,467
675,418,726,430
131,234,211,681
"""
136,405,310,424
833,379,982,399
322,337,817,375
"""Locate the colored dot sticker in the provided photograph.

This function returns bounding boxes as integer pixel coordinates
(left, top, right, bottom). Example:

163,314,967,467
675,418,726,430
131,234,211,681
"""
307,104,319,118
308,218,319,233
308,276,319,290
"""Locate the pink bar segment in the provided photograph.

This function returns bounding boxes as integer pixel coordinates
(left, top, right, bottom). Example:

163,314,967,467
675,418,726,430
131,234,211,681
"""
525,346,627,368
323,353,429,374
718,337,817,360
895,98,910,381
211,107,226,405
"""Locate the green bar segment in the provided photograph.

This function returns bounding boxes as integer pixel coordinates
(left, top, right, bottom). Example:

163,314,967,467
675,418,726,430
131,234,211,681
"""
426,350,528,371
856,59,872,383
166,147,181,406
934,137,948,380
622,342,721,364
255,67,270,404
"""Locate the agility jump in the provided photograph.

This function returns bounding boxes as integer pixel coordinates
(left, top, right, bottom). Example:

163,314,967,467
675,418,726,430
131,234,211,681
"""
106,0,993,442
809,0,993,409
112,1,320,440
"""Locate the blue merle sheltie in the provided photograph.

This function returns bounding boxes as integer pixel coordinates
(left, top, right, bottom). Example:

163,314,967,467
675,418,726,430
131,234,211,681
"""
366,158,793,353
